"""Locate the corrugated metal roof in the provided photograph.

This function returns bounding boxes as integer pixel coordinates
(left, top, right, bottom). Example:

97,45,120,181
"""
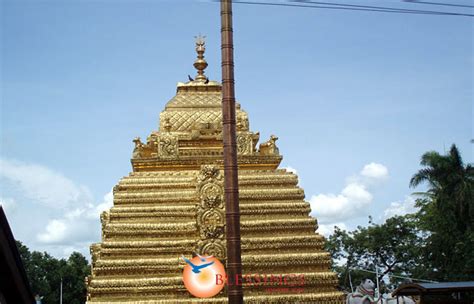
419,282,474,290
393,281,474,296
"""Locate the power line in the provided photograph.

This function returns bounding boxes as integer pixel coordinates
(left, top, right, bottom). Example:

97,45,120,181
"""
291,0,469,15
293,0,473,14
349,267,438,283
402,0,474,9
223,0,474,17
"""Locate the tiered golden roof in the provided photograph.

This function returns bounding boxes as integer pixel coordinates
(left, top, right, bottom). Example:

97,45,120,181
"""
86,37,344,303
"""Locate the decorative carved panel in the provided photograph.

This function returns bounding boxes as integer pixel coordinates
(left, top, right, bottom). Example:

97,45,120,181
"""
195,165,226,259
157,134,178,158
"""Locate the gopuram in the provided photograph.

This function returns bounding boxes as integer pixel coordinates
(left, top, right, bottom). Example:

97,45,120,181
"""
86,38,344,303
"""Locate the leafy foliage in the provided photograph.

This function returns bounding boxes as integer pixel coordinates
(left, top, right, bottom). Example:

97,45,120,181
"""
410,144,474,281
16,241,90,304
326,144,474,291
325,215,422,292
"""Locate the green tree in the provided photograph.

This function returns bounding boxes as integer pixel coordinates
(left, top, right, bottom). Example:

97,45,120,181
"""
410,144,474,280
326,144,473,289
325,215,422,292
61,252,90,304
16,241,90,304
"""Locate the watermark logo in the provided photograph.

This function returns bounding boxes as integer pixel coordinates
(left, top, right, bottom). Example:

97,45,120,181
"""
181,254,226,298
181,254,305,298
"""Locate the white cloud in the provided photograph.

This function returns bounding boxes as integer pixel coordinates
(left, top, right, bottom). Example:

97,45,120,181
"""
283,166,298,174
310,162,389,231
36,190,113,246
65,208,85,220
341,183,372,203
311,194,349,221
383,195,417,219
318,222,348,237
1,157,112,258
360,162,389,180
310,182,373,224
0,158,93,209
89,190,113,219
37,215,100,247
61,246,79,257
37,219,67,243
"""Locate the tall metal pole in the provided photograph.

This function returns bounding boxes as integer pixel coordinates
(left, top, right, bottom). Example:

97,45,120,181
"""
220,0,243,303
375,266,380,302
60,278,63,304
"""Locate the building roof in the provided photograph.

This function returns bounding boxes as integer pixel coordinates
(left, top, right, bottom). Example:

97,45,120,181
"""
393,281,474,296
0,206,34,303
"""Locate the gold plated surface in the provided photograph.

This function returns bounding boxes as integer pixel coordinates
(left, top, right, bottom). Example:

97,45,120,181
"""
87,39,344,303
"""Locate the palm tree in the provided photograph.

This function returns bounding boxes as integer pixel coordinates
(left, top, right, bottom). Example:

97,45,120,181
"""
410,144,474,232
409,144,474,281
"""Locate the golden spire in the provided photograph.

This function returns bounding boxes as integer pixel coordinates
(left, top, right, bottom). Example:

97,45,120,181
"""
193,34,208,82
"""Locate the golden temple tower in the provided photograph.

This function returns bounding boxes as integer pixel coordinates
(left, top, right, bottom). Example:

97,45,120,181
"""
86,38,344,303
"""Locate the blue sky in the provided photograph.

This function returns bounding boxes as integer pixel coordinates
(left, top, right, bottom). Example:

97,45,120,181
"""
1,0,472,258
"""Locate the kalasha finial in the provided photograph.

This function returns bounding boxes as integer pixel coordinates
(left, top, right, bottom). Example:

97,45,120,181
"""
193,34,208,82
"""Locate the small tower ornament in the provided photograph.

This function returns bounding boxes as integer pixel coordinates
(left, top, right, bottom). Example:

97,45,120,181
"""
193,34,208,83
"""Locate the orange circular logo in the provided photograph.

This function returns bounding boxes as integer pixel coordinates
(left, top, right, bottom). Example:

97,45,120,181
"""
182,254,226,298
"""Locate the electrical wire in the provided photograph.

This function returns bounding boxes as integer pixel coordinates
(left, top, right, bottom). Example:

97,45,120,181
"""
402,0,474,9
292,0,472,14
220,0,474,17
349,267,439,283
